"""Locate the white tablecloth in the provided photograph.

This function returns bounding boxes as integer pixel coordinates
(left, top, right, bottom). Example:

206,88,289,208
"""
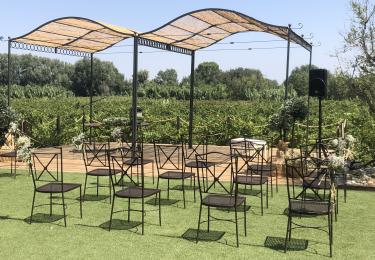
230,137,267,145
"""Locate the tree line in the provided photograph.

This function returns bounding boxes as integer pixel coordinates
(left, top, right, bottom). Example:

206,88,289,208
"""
0,52,360,101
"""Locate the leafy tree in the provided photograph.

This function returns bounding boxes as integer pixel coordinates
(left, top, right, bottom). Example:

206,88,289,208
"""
195,62,222,85
268,97,308,141
0,54,73,89
154,69,178,85
338,0,375,112
137,69,149,85
71,58,125,96
288,64,317,96
222,67,279,100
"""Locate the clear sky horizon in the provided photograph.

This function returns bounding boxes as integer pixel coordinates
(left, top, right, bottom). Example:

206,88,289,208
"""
0,0,352,83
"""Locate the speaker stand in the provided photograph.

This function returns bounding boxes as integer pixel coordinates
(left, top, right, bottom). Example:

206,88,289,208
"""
318,96,323,160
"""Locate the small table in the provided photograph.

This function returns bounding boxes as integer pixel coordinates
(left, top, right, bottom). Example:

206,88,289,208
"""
0,151,17,178
230,137,268,159
230,137,267,146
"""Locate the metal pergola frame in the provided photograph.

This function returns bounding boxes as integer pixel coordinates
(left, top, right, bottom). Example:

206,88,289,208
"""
6,9,312,148
8,40,97,142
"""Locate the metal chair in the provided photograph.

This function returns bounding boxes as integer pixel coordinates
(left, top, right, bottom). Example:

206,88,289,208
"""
195,151,247,247
153,142,194,208
182,136,212,202
247,141,278,196
29,147,82,227
120,138,155,184
284,157,334,257
109,146,161,234
82,141,121,203
230,139,269,215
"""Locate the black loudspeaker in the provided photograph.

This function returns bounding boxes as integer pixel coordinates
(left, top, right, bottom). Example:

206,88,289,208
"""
309,69,327,97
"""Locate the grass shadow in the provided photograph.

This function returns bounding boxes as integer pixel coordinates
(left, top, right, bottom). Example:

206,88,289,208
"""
238,188,262,196
216,205,251,212
24,213,64,224
264,236,308,251
146,198,179,206
182,228,225,242
99,219,141,231
80,194,109,202
0,172,20,178
171,185,198,191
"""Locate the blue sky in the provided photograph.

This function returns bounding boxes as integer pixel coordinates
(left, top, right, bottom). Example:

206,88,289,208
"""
0,0,352,83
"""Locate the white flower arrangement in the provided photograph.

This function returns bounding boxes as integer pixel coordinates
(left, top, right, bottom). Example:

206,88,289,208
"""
329,134,357,160
16,135,32,164
72,133,85,150
9,121,19,135
327,155,346,172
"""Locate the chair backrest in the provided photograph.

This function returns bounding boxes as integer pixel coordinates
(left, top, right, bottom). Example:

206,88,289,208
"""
29,147,63,189
230,139,266,175
153,142,183,171
109,146,145,191
181,135,208,162
82,141,110,169
195,151,236,200
285,157,332,203
301,141,332,160
285,157,304,200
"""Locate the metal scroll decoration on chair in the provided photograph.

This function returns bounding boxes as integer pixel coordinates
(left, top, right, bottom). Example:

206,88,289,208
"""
309,68,327,159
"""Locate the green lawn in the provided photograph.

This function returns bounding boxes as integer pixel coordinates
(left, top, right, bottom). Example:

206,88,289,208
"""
0,169,374,260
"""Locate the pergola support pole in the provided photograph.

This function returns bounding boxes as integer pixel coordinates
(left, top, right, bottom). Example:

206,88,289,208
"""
89,53,94,143
7,38,11,107
131,36,139,149
284,24,291,100
188,51,195,148
305,49,313,145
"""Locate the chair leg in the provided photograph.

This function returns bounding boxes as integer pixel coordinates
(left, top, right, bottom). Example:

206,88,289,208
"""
61,192,67,227
96,176,99,197
49,192,52,216
266,181,269,208
244,200,247,236
190,168,193,186
79,186,83,218
182,178,186,209
260,186,264,216
158,192,161,226
127,197,131,222
155,177,160,206
207,206,210,232
288,216,292,241
109,195,115,231
83,174,88,200
284,215,291,253
196,204,203,243
193,175,196,203
109,176,112,204
29,190,36,224
152,162,155,184
235,206,239,247
141,197,144,235
167,179,170,200
276,168,279,192
335,195,338,222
